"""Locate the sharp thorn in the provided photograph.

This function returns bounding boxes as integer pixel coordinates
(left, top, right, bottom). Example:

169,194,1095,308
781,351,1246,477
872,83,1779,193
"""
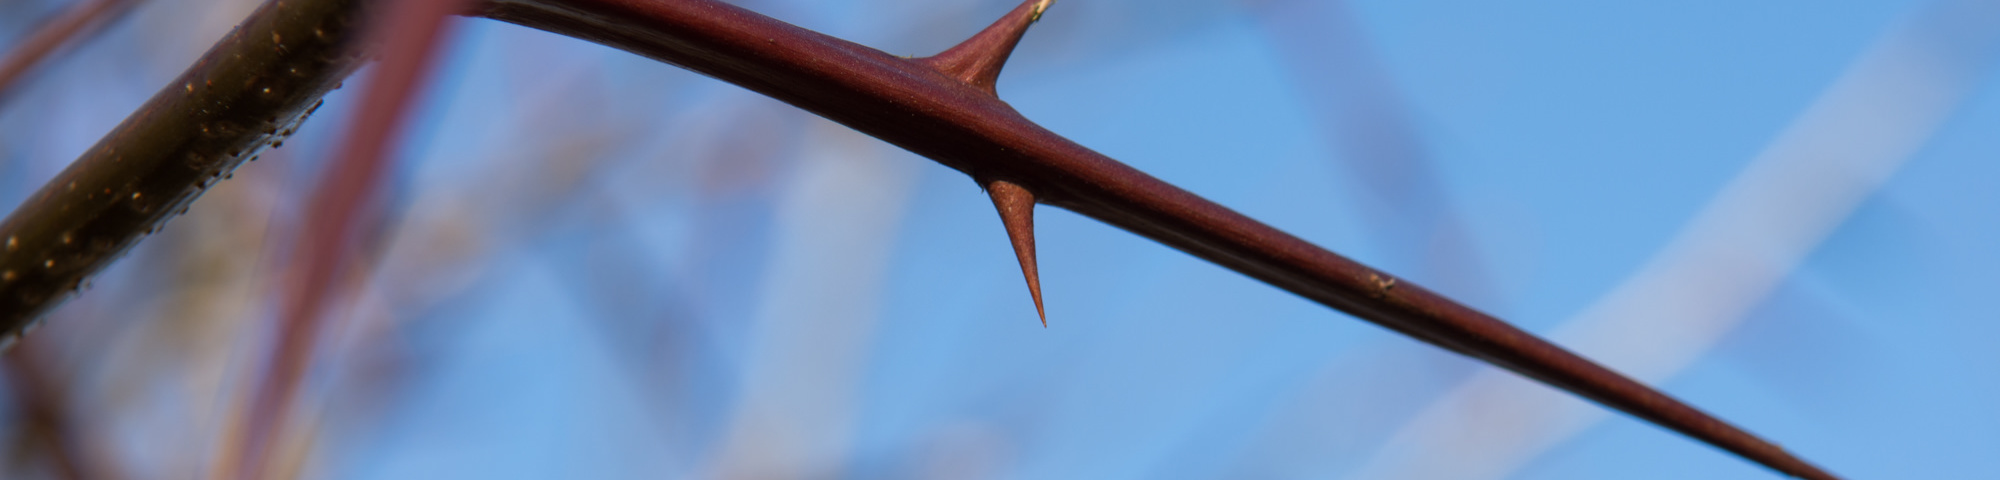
918,0,1055,96
986,179,1045,327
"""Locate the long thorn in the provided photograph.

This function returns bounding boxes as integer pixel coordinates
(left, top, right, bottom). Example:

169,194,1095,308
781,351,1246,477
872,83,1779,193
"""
917,0,1053,96
986,179,1044,327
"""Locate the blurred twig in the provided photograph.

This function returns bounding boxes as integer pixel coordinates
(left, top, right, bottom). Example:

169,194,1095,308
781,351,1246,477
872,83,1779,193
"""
1354,1,2000,478
3,339,114,480
1249,0,1493,302
0,0,142,106
705,122,916,479
224,0,467,478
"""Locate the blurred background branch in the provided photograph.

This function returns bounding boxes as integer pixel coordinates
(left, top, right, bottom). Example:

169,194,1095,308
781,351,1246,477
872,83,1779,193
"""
0,0,140,106
1356,2,2000,478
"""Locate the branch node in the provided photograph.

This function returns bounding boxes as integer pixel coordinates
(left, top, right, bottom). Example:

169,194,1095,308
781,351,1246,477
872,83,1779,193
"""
985,179,1044,327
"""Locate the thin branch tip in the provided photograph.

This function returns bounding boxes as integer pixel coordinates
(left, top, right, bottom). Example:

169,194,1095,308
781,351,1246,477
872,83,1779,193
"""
917,0,1051,95
985,179,1044,327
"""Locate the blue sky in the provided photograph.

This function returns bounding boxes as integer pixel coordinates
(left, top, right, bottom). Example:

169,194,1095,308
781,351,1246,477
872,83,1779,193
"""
4,0,1999,478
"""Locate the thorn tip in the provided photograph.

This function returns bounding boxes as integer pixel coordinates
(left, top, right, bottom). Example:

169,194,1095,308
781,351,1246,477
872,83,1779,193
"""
986,179,1044,327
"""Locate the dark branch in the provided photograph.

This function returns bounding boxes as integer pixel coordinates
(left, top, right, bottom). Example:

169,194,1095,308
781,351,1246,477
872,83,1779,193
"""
0,0,371,343
474,0,1835,477
0,0,1838,477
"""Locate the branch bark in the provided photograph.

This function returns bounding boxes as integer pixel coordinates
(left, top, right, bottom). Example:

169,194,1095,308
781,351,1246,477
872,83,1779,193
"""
0,0,1840,477
473,1,1835,477
0,0,370,342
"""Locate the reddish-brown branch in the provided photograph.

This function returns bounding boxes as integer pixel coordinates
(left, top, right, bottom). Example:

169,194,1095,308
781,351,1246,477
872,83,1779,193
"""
226,1,469,479
0,0,1838,476
0,0,142,104
1250,0,1496,302
474,0,1834,477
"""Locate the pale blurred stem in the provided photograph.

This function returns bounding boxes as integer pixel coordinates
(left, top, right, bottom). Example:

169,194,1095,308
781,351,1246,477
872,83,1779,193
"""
1251,0,1494,301
3,339,114,480
0,0,143,105
0,0,1835,478
229,0,466,479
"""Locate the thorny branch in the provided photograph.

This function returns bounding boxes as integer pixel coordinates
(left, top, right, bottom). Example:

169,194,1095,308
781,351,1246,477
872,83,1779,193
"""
0,0,1840,477
474,0,1837,476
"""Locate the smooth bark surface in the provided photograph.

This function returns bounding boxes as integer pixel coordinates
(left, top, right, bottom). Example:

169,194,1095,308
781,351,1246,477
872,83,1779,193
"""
476,0,1834,477
0,0,1838,477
